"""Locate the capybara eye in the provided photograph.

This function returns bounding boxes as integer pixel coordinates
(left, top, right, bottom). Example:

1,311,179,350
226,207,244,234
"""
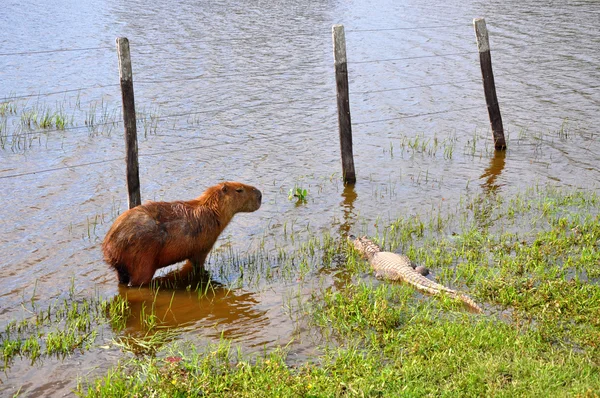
236,188,243,193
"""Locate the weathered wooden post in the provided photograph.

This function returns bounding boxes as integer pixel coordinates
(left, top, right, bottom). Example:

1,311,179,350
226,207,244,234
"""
332,24,356,184
473,18,506,150
116,37,141,208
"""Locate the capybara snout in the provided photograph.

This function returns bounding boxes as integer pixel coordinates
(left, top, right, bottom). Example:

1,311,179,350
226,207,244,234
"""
224,183,261,213
102,181,262,286
254,188,262,208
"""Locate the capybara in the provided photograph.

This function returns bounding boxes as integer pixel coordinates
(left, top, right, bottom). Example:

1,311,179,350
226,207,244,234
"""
102,181,262,286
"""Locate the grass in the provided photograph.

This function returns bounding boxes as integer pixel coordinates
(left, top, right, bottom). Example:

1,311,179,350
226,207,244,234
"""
64,185,600,396
138,105,161,138
377,121,594,162
85,100,118,136
0,288,130,369
382,131,458,159
75,312,599,397
0,185,598,395
0,96,121,151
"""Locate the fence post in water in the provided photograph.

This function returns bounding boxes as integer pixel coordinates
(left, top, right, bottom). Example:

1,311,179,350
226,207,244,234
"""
332,24,356,184
473,18,506,150
116,37,141,208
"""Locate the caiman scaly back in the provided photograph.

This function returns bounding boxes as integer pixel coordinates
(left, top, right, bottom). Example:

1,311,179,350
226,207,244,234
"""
351,236,483,313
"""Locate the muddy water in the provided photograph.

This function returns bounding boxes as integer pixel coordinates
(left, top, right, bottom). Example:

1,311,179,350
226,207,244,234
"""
1,0,599,395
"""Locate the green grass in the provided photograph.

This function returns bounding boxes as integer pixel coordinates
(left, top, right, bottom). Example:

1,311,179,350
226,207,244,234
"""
68,186,600,397
0,290,130,369
1,186,598,395
76,311,599,397
0,96,120,151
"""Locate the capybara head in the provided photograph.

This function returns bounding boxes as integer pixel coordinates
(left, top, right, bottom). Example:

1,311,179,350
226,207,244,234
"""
214,181,262,214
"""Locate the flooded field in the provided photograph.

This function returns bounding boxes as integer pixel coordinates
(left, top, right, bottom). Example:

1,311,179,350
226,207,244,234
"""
1,0,599,395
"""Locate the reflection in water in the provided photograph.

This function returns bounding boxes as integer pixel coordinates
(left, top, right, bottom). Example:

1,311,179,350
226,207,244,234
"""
332,184,359,290
116,263,268,341
339,184,358,237
470,149,507,229
480,150,506,194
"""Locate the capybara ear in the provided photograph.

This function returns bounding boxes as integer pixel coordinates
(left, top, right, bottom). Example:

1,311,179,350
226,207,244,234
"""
221,182,228,193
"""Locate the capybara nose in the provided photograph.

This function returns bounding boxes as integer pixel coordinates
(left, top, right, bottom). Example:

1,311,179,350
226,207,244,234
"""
255,188,262,203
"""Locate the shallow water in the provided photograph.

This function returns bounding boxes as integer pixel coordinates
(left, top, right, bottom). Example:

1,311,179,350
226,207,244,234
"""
1,0,599,395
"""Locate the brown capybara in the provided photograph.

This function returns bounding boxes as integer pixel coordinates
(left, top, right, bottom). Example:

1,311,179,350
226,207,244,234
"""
102,181,262,286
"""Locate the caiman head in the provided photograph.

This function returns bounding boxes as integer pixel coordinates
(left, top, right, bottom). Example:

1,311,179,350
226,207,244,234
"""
348,235,381,260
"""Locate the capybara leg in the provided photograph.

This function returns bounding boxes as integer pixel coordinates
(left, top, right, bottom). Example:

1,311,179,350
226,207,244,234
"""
128,263,157,287
113,264,130,285
189,254,208,270
182,259,211,280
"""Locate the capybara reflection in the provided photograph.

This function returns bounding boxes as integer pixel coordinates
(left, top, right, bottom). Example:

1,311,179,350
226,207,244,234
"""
102,181,262,286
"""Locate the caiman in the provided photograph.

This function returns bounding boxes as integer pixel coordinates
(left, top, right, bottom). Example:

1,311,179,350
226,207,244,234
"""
351,236,483,313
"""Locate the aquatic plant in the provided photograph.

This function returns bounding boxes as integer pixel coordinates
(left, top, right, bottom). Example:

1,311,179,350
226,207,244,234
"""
288,186,308,203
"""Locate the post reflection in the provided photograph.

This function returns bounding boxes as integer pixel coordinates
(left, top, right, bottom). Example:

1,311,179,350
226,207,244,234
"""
339,183,358,237
331,184,358,289
480,149,506,194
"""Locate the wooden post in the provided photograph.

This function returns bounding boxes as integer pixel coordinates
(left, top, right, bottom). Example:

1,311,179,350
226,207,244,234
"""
116,37,141,208
332,24,356,184
473,18,506,150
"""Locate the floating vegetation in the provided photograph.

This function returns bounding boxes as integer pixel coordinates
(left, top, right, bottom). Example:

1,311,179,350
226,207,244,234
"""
288,186,308,203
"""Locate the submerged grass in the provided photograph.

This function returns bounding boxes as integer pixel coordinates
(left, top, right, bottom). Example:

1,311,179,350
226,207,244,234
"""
0,289,131,369
0,96,120,151
1,186,598,394
70,186,600,396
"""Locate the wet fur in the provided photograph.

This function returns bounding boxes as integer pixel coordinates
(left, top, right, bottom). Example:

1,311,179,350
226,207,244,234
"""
102,181,261,286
